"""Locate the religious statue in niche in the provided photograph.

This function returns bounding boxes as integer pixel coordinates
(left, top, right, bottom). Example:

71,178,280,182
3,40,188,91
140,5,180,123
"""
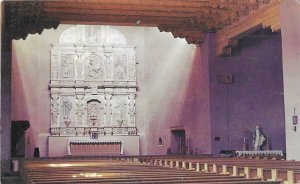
105,94,113,126
128,94,136,126
63,97,73,120
105,53,113,79
86,54,104,80
76,95,85,125
51,94,60,125
75,54,85,79
113,97,128,127
113,54,126,80
252,125,266,151
87,100,104,126
61,54,74,79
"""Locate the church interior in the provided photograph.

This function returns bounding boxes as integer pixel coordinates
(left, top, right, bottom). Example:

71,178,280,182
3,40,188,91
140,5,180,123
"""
1,0,300,183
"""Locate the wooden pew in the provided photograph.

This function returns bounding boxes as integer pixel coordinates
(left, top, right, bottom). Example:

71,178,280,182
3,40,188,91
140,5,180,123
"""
22,158,281,184
143,156,300,183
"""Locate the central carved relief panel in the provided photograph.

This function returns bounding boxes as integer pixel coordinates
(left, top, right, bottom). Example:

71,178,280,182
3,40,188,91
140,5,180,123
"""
49,25,137,137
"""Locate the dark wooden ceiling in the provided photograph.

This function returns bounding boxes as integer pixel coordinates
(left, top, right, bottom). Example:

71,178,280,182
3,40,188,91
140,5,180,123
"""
4,0,277,52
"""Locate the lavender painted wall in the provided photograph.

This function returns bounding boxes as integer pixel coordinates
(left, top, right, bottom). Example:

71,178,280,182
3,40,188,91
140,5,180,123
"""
281,0,300,161
141,29,212,155
208,32,285,155
12,25,212,156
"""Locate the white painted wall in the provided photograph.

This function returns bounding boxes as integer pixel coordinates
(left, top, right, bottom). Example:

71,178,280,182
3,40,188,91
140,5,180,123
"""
281,0,300,161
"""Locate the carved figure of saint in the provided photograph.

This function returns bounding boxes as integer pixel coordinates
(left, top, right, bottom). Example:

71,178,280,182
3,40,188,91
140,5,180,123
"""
252,125,266,151
105,54,113,79
89,103,98,120
63,98,72,119
62,55,73,78
114,62,125,79
87,100,102,126
76,54,84,79
113,97,127,127
87,55,103,79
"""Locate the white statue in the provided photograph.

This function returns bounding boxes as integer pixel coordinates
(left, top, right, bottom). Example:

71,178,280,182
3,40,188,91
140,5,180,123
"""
63,97,72,119
252,125,266,151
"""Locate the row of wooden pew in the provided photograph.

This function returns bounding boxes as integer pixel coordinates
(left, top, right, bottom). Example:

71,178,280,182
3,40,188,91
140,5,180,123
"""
22,158,282,184
137,156,300,184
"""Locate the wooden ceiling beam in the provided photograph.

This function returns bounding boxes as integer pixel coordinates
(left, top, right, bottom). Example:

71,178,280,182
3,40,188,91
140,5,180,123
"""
43,0,257,9
43,12,225,29
216,0,282,56
43,8,233,28
42,2,218,12
41,1,266,17
42,7,209,18
5,0,279,56
44,13,189,24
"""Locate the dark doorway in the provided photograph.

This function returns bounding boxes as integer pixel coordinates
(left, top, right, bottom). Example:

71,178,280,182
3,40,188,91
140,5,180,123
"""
11,121,30,157
170,129,186,154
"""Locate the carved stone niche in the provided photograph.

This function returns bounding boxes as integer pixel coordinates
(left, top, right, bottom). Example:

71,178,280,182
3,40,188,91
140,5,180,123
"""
87,99,104,127
49,25,137,137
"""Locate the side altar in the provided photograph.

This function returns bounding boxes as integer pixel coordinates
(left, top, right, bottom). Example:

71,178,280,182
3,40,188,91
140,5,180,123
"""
48,25,139,157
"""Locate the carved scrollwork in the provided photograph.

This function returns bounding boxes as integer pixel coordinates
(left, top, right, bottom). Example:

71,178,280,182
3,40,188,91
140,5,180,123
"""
51,94,60,126
105,94,113,126
76,95,85,125
128,94,136,126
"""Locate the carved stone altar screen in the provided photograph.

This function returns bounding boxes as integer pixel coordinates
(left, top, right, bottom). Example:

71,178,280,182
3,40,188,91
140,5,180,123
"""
50,25,137,137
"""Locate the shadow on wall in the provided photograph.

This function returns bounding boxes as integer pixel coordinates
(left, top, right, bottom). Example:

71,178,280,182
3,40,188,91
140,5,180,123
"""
175,46,212,155
11,44,35,158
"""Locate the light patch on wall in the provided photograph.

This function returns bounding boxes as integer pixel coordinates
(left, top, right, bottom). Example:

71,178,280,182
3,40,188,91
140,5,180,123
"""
153,49,195,128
